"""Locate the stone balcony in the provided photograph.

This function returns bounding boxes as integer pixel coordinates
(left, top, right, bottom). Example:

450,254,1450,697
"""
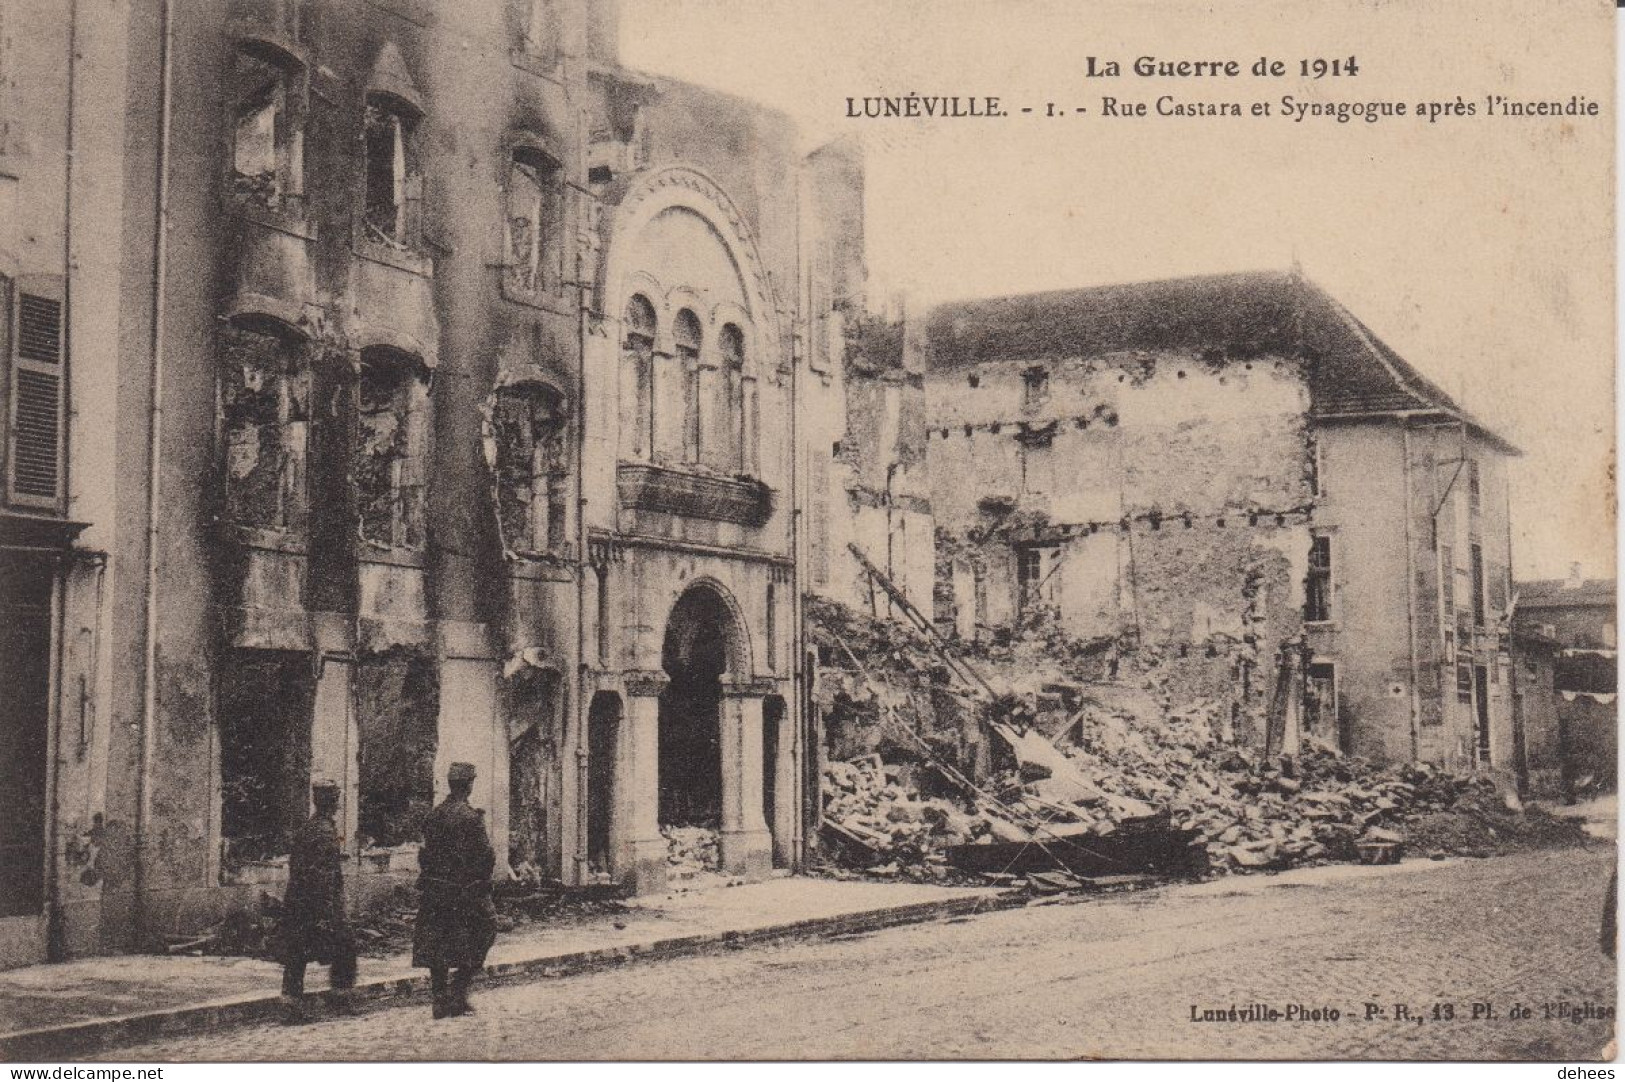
617,462,775,528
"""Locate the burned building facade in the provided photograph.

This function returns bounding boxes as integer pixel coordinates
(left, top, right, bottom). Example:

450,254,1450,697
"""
921,271,1520,771
0,0,861,964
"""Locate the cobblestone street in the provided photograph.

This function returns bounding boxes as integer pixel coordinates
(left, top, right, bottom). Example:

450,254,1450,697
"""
95,844,1617,1062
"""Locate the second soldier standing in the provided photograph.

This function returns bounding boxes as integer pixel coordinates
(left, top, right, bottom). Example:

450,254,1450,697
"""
413,761,498,1019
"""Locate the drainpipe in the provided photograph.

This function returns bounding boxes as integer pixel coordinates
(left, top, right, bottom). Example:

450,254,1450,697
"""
572,111,590,885
43,0,82,963
135,0,175,947
788,178,806,868
1401,424,1421,763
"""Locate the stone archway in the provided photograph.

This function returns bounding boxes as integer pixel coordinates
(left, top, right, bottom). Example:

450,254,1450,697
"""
652,580,772,881
659,586,731,830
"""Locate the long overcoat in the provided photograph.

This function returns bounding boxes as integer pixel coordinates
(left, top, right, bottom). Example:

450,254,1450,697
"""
278,812,354,965
411,796,498,970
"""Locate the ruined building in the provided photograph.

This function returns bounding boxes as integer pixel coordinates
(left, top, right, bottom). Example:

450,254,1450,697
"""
0,0,865,966
921,271,1520,771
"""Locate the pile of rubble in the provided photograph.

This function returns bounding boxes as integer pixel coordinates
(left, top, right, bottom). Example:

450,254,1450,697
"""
663,824,722,884
818,689,1592,884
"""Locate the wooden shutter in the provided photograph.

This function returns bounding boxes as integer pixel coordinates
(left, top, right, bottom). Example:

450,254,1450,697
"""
6,277,66,511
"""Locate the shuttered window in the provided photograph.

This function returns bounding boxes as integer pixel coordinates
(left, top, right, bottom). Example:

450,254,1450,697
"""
5,278,67,511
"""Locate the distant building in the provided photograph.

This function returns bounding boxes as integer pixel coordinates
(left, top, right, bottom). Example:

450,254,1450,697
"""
921,269,1520,770
1513,571,1617,797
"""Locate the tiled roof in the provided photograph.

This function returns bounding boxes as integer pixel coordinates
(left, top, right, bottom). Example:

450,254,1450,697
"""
921,270,1519,454
1518,578,1617,609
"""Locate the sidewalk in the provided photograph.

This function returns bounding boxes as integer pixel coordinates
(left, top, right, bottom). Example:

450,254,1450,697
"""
0,877,1006,1059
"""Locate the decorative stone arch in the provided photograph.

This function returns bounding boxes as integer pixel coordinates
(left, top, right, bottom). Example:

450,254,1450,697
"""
222,296,313,341
709,300,762,376
598,165,783,359
660,575,753,679
348,321,439,371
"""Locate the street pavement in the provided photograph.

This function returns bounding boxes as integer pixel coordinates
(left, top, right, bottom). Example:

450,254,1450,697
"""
96,844,1617,1061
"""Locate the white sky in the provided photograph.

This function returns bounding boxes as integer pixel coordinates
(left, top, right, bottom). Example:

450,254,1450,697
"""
620,0,1616,581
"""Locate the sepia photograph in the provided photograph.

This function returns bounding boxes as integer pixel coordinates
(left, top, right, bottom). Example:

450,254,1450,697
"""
0,0,1616,1066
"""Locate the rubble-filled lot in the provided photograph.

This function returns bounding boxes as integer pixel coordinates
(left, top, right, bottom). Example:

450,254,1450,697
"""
809,598,1590,890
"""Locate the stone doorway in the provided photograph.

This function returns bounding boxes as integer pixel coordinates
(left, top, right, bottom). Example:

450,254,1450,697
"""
659,586,731,831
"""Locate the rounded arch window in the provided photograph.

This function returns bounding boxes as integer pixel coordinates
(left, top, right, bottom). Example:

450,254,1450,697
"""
673,308,702,354
622,294,657,460
720,323,744,371
673,310,703,463
625,294,657,342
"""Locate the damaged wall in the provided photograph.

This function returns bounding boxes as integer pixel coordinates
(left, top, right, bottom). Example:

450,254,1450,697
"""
923,347,1314,737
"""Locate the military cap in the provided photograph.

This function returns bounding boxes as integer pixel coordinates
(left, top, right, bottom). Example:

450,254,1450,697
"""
311,776,341,792
448,762,478,784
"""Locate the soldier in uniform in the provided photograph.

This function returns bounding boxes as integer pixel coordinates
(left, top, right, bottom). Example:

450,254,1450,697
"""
413,761,498,1019
278,777,358,1022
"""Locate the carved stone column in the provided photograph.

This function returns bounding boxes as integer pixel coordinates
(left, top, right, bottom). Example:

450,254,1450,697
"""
718,675,774,880
617,670,668,895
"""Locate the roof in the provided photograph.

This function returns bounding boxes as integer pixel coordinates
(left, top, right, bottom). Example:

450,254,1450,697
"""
921,270,1519,455
1518,578,1618,609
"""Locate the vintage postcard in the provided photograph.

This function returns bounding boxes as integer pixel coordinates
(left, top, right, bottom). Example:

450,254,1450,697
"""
0,0,1615,1065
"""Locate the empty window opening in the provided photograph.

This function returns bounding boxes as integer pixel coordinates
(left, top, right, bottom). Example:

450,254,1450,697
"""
622,295,656,459
1304,535,1332,622
1021,366,1049,410
355,350,427,551
230,47,302,210
1016,544,1058,615
504,146,562,295
1468,458,1482,515
585,691,621,874
765,582,777,672
356,651,439,849
364,95,421,247
595,566,611,664
763,695,787,868
493,382,568,554
507,669,561,876
221,323,309,533
218,650,314,864
674,309,703,464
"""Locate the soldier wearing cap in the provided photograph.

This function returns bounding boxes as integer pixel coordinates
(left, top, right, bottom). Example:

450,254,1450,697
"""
278,777,358,1022
413,761,498,1018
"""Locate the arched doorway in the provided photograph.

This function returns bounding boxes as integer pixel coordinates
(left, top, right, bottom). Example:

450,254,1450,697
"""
586,692,622,874
658,585,739,832
762,695,787,868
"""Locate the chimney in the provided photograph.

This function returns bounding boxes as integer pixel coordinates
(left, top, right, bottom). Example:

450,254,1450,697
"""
1567,561,1585,590
586,0,620,65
